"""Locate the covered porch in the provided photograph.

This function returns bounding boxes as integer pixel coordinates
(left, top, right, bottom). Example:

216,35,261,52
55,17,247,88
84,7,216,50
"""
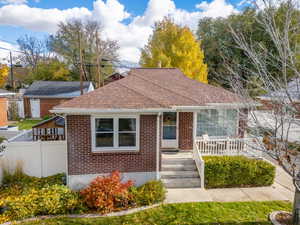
161,107,251,152
160,108,262,189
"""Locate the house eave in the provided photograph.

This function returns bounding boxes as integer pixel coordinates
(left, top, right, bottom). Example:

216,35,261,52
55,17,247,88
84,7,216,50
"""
51,102,256,115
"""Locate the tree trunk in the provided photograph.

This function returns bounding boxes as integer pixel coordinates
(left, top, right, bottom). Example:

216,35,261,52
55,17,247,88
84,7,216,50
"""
293,188,300,224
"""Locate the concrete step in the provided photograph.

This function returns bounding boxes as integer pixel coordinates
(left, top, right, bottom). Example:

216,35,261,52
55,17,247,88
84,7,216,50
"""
161,171,199,179
162,164,197,171
162,178,201,188
162,158,194,165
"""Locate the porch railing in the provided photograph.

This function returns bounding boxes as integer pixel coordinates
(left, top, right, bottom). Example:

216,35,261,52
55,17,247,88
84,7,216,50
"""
192,141,205,188
193,137,263,189
195,137,263,157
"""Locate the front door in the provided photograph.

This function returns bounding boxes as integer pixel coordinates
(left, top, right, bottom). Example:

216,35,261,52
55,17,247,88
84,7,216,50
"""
161,112,178,148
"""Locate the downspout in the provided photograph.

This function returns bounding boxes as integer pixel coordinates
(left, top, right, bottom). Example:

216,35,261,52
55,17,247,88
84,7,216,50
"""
156,112,161,180
64,114,69,187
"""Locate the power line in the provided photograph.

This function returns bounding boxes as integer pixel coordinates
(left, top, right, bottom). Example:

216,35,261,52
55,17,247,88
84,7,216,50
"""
0,46,23,54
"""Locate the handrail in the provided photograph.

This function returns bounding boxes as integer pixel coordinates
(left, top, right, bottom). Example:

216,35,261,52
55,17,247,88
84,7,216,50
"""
193,142,205,188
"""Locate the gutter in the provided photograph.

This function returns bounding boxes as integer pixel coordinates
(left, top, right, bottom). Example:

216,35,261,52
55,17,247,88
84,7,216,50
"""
51,102,260,115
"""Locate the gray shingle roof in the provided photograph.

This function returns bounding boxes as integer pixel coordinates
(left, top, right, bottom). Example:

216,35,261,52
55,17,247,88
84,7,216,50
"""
24,81,92,98
54,68,242,111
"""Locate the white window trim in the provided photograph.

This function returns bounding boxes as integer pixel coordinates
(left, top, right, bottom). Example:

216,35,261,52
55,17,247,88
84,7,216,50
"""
91,115,140,152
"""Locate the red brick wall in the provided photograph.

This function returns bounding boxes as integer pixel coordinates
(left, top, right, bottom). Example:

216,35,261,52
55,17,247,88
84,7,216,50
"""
67,115,159,175
178,112,193,150
40,98,69,118
0,97,8,127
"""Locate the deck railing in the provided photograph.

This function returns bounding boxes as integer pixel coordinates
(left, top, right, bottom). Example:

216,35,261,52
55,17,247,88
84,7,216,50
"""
195,137,262,157
192,137,263,189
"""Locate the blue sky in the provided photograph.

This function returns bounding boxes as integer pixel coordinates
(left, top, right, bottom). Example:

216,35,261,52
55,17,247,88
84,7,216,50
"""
0,0,243,62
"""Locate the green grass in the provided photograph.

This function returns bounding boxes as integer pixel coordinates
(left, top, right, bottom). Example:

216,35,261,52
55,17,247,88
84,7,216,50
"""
13,119,43,130
20,201,292,225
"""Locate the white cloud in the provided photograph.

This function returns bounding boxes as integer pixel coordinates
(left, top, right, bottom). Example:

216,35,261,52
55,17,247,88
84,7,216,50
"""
0,0,27,4
0,4,91,33
0,40,20,63
196,0,238,18
0,0,238,63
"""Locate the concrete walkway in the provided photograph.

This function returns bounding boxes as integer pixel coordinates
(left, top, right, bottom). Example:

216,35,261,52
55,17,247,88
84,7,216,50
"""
165,165,295,203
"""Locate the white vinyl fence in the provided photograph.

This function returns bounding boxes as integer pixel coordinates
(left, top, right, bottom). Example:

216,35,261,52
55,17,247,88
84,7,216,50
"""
0,140,67,182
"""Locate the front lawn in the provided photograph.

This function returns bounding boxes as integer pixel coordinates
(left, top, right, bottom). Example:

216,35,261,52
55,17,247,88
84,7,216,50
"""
12,119,43,130
20,201,292,225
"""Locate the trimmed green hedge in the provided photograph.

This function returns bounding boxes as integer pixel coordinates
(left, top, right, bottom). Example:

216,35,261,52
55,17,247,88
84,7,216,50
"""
203,156,276,188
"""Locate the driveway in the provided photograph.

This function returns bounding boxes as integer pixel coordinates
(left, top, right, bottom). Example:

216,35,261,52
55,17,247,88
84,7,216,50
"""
249,110,300,142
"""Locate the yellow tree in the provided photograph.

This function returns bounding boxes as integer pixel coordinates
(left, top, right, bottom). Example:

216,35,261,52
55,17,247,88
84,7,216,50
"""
140,18,208,83
0,64,8,88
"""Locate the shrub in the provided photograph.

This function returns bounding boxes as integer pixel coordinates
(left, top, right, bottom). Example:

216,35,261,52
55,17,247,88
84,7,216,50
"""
0,136,5,144
130,180,166,206
0,185,84,223
1,164,65,190
203,156,275,188
80,171,134,213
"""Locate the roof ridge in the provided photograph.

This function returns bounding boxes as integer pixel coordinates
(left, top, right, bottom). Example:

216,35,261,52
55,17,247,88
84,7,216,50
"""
116,81,168,108
130,69,200,105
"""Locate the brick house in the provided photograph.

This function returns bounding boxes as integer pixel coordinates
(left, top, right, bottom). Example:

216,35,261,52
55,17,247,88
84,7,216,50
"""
23,81,94,118
52,68,249,190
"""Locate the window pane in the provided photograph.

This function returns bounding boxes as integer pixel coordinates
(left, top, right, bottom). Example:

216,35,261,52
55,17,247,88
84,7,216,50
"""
163,112,176,126
119,118,136,131
96,133,113,147
95,118,113,132
196,109,238,137
119,133,136,147
163,126,176,139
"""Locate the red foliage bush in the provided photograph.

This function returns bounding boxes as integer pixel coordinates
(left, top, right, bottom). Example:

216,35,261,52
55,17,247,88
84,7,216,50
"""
80,171,134,213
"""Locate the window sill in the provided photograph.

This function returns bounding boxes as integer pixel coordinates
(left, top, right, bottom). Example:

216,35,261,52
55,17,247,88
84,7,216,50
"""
92,148,140,154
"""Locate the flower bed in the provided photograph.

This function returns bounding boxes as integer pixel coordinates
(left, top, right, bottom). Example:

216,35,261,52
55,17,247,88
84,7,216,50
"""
0,169,166,223
203,156,276,188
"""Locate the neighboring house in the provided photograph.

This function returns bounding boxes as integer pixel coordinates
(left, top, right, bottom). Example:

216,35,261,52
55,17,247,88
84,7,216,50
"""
258,77,300,117
0,89,15,128
104,72,125,85
52,68,250,190
23,81,94,118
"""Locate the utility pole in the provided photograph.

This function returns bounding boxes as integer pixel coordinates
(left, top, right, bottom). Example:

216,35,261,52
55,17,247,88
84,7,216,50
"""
78,31,84,95
9,51,14,90
95,30,102,88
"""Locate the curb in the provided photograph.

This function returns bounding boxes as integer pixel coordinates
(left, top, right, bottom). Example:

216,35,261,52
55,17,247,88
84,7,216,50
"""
269,211,292,225
1,204,161,225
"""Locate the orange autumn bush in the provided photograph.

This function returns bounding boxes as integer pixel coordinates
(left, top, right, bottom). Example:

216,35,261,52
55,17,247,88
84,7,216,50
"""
80,171,134,213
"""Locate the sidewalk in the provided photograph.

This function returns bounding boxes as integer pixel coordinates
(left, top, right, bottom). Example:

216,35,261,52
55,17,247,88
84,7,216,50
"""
165,165,294,203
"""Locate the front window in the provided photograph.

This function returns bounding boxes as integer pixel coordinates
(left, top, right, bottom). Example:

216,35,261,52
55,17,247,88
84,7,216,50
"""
196,109,238,137
93,116,139,151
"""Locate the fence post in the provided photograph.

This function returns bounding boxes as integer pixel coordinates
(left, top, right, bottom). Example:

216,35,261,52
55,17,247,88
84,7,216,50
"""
39,140,43,177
